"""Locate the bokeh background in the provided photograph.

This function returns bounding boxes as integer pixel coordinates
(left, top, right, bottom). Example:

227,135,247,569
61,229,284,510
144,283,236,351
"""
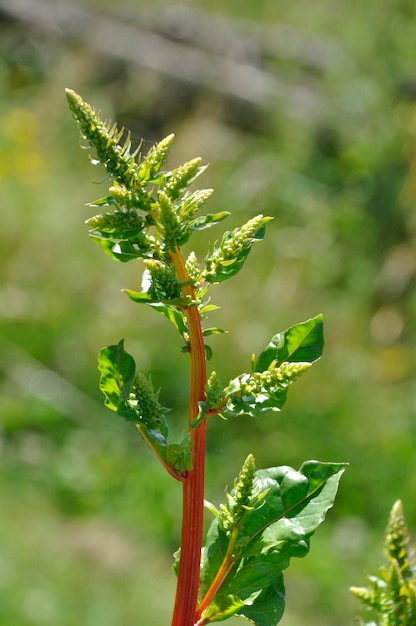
1,0,416,624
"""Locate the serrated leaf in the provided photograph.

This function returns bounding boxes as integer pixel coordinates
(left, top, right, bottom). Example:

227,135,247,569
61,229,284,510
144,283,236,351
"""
256,315,324,372
199,461,346,626
98,339,135,411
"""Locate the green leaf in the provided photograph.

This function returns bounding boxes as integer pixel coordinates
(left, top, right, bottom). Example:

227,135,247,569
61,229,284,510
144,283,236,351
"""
189,212,230,231
256,315,324,372
98,339,135,411
90,235,142,262
123,289,155,304
87,195,116,207
202,327,227,337
97,340,191,477
148,303,187,337
200,461,346,626
200,594,246,623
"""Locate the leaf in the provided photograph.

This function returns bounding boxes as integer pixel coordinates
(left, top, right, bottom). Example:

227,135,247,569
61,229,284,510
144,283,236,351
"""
202,327,227,337
97,340,191,477
123,289,155,304
90,235,142,262
256,315,324,372
87,195,116,207
98,339,135,411
200,594,246,623
199,461,346,626
189,212,230,231
148,303,187,337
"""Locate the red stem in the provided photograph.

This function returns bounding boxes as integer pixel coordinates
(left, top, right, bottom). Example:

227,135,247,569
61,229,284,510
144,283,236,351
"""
170,249,207,626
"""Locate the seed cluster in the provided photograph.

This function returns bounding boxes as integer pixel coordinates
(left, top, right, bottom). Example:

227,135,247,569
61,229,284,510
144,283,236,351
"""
219,454,256,535
241,362,311,397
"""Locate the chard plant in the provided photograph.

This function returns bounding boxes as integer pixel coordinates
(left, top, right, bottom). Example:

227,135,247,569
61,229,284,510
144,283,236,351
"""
66,88,346,626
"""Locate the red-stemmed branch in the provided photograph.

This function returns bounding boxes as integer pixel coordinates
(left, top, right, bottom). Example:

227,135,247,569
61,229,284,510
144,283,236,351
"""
170,248,207,626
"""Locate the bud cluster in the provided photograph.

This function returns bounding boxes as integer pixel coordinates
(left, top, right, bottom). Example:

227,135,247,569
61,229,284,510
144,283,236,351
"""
241,362,311,397
185,252,202,283
219,454,256,535
127,373,167,435
86,210,145,239
66,89,140,189
385,500,413,580
205,371,224,409
144,259,183,301
204,215,272,284
164,158,203,201
158,191,184,251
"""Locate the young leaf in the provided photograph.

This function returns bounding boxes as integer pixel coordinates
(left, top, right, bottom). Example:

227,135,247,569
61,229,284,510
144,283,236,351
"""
256,315,324,372
98,340,191,477
148,303,187,337
98,339,135,411
90,235,144,262
189,212,230,232
199,461,346,626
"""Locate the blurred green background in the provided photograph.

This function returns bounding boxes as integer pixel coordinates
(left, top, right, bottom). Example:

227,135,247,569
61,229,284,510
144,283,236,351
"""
1,0,416,624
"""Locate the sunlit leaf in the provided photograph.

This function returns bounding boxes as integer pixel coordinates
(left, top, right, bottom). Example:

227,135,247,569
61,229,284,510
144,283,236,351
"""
97,340,191,476
200,461,346,626
202,327,227,337
256,315,324,372
98,339,135,411
148,303,187,336
90,235,142,262
189,212,230,231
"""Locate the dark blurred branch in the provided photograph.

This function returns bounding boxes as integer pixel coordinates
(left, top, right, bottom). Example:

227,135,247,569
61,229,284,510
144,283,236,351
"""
0,0,342,115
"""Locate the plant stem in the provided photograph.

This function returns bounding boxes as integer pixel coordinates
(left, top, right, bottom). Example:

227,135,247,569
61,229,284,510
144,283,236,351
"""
170,248,207,626
195,528,238,622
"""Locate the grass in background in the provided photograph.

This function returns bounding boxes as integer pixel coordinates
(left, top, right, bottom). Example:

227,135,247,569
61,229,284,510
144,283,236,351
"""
1,0,416,624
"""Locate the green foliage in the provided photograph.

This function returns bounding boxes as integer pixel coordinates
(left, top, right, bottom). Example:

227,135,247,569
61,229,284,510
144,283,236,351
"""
98,339,191,477
65,89,344,626
199,459,346,625
203,215,272,284
351,500,416,626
